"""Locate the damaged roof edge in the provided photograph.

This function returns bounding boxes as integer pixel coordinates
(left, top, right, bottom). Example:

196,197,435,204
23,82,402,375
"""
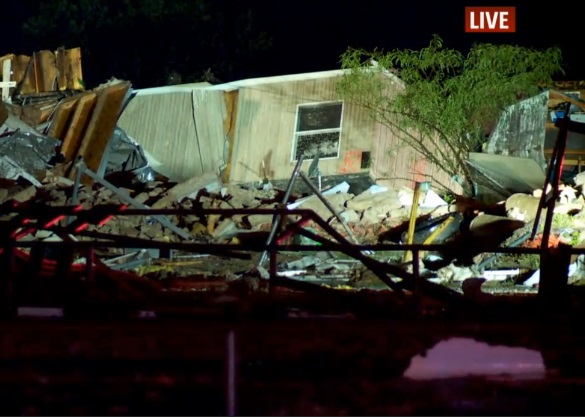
130,68,404,96
205,67,404,90
133,82,212,96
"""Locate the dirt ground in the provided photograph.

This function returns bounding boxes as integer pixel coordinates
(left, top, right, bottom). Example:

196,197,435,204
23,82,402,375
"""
2,319,585,415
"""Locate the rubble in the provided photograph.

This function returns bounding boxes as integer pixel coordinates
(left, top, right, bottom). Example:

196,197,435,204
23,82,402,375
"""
3,53,585,321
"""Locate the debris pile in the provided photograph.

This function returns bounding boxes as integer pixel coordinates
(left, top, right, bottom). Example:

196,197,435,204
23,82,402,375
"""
2,48,585,320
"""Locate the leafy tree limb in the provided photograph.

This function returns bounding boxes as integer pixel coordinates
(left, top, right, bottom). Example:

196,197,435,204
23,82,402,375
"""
337,34,564,196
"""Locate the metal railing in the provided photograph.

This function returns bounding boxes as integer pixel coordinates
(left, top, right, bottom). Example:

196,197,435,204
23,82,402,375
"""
0,204,578,304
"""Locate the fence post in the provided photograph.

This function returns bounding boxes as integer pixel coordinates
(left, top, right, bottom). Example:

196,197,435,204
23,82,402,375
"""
226,330,237,416
412,249,421,314
538,242,571,313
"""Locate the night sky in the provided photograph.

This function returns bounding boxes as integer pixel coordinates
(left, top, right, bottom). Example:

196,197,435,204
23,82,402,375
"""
1,0,583,86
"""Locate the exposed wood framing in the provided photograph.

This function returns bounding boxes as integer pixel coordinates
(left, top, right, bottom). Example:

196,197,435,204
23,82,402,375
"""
1,47,84,95
74,80,131,184
60,92,97,163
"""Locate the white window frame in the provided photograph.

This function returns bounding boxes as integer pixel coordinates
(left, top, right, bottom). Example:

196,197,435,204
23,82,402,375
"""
291,100,344,162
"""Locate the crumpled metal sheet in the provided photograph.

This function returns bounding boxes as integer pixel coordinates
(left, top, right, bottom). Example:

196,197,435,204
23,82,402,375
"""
102,126,156,183
0,155,42,186
0,130,59,175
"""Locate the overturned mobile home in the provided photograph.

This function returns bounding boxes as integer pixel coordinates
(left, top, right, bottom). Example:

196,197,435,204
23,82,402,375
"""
117,70,461,193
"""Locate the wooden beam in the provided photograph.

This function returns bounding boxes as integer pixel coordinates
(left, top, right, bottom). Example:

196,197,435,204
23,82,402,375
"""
74,80,131,183
1,59,16,100
56,47,83,91
221,89,239,183
47,95,82,140
60,92,97,163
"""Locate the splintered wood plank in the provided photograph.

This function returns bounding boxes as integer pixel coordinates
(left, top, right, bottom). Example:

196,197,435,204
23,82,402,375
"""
20,100,60,127
221,89,239,183
76,80,131,183
56,47,84,91
0,54,14,63
60,92,97,163
32,50,57,92
12,55,29,83
15,55,35,94
47,95,82,140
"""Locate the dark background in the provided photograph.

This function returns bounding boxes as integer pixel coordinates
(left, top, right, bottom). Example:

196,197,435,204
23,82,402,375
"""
1,0,581,88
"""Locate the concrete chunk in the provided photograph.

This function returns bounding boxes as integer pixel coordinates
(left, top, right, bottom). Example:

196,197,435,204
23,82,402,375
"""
151,172,220,209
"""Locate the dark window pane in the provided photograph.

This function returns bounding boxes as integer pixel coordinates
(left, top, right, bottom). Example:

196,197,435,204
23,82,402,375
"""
294,131,340,160
360,151,371,169
297,102,343,132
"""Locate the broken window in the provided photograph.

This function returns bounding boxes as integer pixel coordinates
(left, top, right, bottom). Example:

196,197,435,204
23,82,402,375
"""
292,101,343,161
360,151,371,169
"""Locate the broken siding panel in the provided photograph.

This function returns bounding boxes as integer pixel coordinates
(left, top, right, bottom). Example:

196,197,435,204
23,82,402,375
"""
338,100,375,174
230,75,377,183
371,122,462,193
192,89,227,174
118,91,203,181
231,85,284,182
485,92,548,169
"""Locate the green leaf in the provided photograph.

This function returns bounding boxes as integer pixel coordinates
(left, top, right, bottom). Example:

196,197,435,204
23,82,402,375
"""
337,34,564,196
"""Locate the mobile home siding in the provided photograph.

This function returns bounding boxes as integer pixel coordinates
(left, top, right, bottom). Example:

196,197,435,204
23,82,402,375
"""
228,75,374,183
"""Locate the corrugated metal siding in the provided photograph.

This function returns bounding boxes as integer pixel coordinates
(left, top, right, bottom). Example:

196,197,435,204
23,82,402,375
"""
192,89,228,174
485,92,548,169
229,75,374,183
118,88,226,182
370,118,463,194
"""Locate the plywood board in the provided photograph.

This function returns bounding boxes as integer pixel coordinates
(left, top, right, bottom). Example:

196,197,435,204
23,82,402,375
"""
20,55,37,95
12,55,29,83
56,47,83,91
47,95,82,139
60,92,97,162
75,80,131,183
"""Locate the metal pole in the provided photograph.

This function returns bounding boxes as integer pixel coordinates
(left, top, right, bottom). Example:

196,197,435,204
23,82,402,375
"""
81,162,193,240
404,182,422,263
68,162,85,225
413,248,420,312
541,103,571,249
258,156,304,267
298,170,363,248
226,330,237,416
